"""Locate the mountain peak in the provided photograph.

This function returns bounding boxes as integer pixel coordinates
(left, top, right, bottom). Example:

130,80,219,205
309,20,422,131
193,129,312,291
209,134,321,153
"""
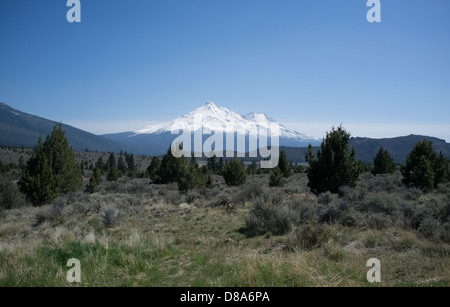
0,102,12,109
134,102,320,145
198,101,222,113
197,101,226,114
201,101,217,107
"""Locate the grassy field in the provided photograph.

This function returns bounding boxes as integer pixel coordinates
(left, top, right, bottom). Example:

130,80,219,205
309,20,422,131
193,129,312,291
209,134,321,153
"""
1,168,449,287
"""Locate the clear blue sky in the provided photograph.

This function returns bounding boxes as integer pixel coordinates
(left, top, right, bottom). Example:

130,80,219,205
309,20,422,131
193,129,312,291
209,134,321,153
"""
1,0,449,140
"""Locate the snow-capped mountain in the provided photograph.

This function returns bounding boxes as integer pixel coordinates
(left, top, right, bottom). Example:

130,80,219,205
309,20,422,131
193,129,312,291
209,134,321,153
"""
134,101,318,142
135,102,245,135
103,101,320,155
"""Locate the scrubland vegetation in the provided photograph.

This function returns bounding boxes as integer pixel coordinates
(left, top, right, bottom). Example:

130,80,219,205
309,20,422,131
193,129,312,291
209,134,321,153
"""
0,125,449,287
1,172,449,286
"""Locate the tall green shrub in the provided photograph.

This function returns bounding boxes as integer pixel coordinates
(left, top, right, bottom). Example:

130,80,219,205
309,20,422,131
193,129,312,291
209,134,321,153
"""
372,146,396,175
401,139,449,190
147,156,161,182
223,159,247,186
278,150,292,178
269,167,285,187
305,126,360,195
156,147,211,191
106,153,119,182
18,124,82,206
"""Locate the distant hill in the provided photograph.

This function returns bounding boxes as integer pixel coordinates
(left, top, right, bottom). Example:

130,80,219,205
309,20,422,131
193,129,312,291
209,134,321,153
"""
350,135,450,163
0,102,125,153
281,135,450,164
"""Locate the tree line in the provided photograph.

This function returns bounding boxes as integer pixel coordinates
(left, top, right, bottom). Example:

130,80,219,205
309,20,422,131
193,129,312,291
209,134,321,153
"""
12,124,450,206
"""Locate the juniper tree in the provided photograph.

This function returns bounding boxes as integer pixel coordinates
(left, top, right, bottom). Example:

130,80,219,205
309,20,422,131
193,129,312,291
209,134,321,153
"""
96,157,107,174
45,123,82,194
86,165,102,193
147,156,161,182
126,153,137,178
157,147,186,184
372,146,396,175
18,137,59,206
402,139,449,190
106,152,119,181
156,147,211,191
178,156,211,192
247,160,258,175
18,124,82,206
269,167,285,187
117,156,127,176
434,152,450,186
207,154,219,174
278,150,292,178
223,159,247,186
218,157,224,174
305,126,359,195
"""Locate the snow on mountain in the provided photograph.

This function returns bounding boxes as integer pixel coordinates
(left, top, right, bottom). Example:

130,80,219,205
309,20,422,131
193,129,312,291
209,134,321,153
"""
134,101,319,144
135,101,245,135
242,112,314,140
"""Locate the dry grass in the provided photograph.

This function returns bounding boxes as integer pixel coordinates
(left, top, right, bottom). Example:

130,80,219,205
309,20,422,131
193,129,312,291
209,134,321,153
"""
0,173,449,287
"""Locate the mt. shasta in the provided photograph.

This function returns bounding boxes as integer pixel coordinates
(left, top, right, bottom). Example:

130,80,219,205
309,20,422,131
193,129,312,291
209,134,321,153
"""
103,102,320,155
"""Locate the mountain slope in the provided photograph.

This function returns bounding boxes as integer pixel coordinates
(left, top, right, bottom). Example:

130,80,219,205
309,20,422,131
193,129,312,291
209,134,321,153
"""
0,102,125,152
104,102,320,155
349,135,450,163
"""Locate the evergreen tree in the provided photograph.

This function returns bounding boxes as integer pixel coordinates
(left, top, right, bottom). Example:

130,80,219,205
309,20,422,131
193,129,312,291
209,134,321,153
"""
434,152,450,186
372,147,396,175
278,150,292,178
96,157,107,174
202,165,213,187
86,166,102,193
154,147,211,191
157,147,185,184
45,124,82,194
106,153,119,181
269,167,285,187
218,157,224,174
401,139,449,190
178,156,210,192
206,154,218,173
117,156,127,176
223,159,247,186
247,160,258,175
18,137,59,206
416,156,435,191
147,157,161,182
305,126,360,195
126,153,137,178
18,124,82,206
